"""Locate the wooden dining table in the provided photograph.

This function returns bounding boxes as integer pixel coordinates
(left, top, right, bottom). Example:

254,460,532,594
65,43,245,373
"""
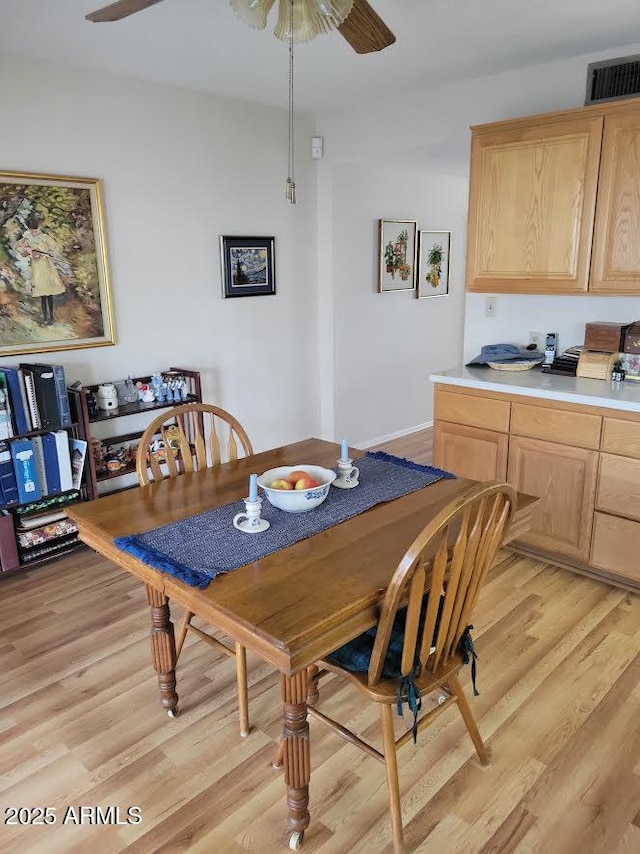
66,437,538,849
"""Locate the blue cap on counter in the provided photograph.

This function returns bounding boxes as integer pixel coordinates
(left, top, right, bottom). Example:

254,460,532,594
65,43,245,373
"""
466,343,543,365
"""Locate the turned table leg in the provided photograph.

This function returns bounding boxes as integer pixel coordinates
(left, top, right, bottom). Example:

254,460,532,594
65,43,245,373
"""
145,584,179,717
281,671,310,850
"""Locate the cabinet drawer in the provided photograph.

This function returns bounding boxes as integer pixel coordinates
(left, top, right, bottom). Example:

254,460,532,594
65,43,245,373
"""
596,453,640,522
601,417,640,459
511,403,601,449
435,390,510,432
591,512,640,584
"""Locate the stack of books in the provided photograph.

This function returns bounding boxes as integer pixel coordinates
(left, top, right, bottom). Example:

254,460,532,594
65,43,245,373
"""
540,345,583,376
14,510,79,564
0,362,72,436
0,362,86,509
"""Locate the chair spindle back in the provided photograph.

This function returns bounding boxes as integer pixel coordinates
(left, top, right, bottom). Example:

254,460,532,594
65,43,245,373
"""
368,481,516,686
136,403,253,486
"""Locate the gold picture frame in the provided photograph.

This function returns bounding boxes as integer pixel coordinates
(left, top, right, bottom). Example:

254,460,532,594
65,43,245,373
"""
0,170,115,357
378,219,417,292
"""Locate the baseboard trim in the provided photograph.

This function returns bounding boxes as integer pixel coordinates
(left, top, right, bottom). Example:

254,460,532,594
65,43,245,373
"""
356,420,433,450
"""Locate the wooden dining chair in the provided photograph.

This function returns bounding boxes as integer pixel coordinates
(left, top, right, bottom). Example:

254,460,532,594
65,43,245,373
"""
305,481,517,853
136,402,254,736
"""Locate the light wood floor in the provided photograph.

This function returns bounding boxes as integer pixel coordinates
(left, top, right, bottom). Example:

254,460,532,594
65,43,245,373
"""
2,430,639,853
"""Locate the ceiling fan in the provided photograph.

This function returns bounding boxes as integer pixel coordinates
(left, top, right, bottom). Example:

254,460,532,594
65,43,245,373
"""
85,0,396,54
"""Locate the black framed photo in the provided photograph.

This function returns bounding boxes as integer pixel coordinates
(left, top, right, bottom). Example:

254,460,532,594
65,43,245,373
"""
220,235,276,298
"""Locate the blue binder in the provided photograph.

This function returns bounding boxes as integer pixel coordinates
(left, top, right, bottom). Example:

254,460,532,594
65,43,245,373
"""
0,368,29,435
41,432,62,495
10,437,42,503
0,442,19,506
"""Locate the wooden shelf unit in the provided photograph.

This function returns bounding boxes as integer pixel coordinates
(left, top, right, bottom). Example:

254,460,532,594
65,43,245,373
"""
1,414,89,577
69,367,202,500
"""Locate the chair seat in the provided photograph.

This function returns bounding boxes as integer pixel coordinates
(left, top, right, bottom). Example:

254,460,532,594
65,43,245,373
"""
325,609,409,677
322,604,461,704
318,651,463,704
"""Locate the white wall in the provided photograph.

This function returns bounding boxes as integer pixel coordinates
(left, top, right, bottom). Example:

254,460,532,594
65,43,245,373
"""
0,58,319,453
464,294,640,365
328,164,467,445
318,41,640,436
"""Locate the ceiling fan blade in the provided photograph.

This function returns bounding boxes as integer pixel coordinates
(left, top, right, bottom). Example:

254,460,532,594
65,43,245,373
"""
338,0,396,54
86,0,165,23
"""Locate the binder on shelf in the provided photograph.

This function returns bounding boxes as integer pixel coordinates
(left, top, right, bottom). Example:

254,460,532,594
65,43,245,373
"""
0,368,30,435
32,435,49,497
0,442,19,506
41,432,62,496
21,364,60,430
53,431,73,492
70,438,87,491
10,437,42,503
21,369,41,430
0,377,12,441
32,363,72,428
0,511,20,572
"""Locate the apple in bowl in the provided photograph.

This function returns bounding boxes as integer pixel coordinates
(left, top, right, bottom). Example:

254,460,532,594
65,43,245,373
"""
257,465,337,513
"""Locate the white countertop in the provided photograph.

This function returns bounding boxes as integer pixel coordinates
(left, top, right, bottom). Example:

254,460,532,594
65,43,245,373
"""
430,366,640,413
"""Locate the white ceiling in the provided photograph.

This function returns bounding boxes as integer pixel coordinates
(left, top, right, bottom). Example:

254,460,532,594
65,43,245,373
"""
2,0,640,112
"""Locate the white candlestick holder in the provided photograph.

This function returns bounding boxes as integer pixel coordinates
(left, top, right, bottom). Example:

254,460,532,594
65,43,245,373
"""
333,458,360,489
233,497,270,533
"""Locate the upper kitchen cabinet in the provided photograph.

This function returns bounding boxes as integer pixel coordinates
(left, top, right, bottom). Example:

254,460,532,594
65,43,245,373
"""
466,114,603,294
590,108,640,293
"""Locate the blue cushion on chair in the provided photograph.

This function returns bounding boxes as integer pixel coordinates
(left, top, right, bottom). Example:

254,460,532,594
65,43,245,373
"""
326,596,443,679
326,609,409,678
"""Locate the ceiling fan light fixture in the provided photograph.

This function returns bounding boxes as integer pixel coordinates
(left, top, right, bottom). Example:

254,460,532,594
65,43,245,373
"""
273,0,354,42
229,0,276,31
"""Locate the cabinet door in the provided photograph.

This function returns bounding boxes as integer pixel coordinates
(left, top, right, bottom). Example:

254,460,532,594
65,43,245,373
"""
590,110,640,293
433,422,508,482
591,513,640,585
466,115,603,293
507,436,597,561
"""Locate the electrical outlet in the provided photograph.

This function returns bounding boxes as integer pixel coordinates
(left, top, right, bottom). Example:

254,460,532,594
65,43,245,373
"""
529,331,542,351
484,297,496,318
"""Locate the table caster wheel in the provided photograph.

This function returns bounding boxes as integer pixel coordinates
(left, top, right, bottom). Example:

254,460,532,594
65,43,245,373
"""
167,707,180,718
289,831,304,850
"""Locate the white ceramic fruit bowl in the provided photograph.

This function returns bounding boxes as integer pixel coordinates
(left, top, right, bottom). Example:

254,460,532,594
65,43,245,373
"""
257,465,337,513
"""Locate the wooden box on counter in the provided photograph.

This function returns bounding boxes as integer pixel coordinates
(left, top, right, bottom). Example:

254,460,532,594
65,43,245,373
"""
577,350,617,380
584,321,632,353
623,322,640,354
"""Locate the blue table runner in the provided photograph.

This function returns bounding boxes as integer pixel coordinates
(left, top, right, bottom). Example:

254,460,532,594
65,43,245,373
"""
114,451,454,588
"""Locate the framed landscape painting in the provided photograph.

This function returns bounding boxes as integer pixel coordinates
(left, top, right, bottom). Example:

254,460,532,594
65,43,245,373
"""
378,219,417,292
417,231,451,298
220,235,276,298
0,171,114,357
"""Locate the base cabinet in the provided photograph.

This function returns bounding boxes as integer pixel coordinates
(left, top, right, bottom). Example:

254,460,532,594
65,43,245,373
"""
433,422,508,482
433,382,640,591
507,437,598,562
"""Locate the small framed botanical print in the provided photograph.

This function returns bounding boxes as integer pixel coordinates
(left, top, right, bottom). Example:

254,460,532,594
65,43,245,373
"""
378,220,417,292
417,231,451,298
220,235,276,298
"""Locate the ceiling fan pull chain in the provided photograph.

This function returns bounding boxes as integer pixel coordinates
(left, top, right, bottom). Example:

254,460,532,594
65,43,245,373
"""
285,0,296,203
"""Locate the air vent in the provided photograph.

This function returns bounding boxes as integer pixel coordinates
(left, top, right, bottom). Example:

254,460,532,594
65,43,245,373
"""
585,54,640,105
